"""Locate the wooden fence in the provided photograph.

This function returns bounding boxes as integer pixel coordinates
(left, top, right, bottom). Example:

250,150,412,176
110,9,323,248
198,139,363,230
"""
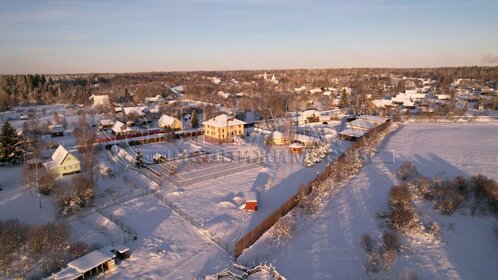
233,120,392,257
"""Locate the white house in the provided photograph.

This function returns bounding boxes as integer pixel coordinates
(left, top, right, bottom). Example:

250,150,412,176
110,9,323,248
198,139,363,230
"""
89,95,110,107
158,114,182,130
145,95,163,103
123,106,148,117
111,121,134,136
297,109,321,124
294,86,307,92
309,88,323,94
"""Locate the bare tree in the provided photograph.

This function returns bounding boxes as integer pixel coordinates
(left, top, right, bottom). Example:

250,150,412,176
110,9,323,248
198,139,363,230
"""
74,114,97,183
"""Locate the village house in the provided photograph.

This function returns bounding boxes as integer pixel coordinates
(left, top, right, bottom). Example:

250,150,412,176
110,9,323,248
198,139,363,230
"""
98,119,114,130
48,124,64,137
123,106,148,117
158,114,182,131
89,95,110,107
297,109,321,125
43,145,81,178
111,121,134,136
271,131,290,145
203,114,245,143
292,134,319,147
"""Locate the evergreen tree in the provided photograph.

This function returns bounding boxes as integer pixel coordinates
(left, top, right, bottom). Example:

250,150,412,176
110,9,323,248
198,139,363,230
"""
0,121,24,164
135,149,144,168
191,109,199,129
339,91,349,108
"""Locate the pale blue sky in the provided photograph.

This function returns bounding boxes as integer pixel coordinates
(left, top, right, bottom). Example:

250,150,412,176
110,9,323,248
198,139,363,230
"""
1,0,497,74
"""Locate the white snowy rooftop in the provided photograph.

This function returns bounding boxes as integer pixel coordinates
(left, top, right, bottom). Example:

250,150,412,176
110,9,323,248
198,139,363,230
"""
158,114,179,126
245,191,257,202
339,128,368,138
357,115,390,124
43,145,76,170
67,250,114,273
347,119,378,130
111,121,134,133
45,267,82,280
293,134,320,143
202,114,245,128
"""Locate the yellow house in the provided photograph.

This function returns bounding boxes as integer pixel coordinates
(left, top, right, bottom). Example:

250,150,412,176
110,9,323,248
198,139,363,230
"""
271,131,290,145
43,145,81,178
158,114,182,130
203,114,245,142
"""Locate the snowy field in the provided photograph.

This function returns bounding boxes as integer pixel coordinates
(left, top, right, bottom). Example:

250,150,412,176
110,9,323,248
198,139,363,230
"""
238,123,498,280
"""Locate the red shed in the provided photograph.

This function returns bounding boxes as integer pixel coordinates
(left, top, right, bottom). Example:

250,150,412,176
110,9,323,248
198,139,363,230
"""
245,191,258,211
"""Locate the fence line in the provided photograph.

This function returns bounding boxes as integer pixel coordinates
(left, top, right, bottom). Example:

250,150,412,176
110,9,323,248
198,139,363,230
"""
153,192,232,255
233,121,393,257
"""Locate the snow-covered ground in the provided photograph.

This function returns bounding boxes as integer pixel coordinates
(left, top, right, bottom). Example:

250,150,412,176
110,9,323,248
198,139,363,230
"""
238,123,498,280
105,195,232,279
154,129,350,249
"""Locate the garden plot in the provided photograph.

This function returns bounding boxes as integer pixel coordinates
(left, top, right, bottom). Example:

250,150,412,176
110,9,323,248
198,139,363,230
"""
106,195,231,279
152,142,263,187
238,123,498,280
124,140,204,162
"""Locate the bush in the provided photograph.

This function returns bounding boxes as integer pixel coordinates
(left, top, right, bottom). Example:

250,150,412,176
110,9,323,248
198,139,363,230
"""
364,252,381,273
27,223,70,259
414,176,432,199
0,219,27,272
391,208,416,230
453,176,470,196
471,174,498,213
68,241,89,261
434,188,464,215
382,231,401,251
427,222,441,239
396,161,417,181
360,234,374,253
389,184,412,211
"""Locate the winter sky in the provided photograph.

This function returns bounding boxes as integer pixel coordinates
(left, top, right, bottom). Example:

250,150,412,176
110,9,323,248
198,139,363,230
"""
1,0,498,74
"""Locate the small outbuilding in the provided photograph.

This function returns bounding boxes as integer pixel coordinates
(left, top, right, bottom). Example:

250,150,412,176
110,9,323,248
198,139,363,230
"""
245,191,258,211
271,131,290,145
289,143,305,154
48,124,64,137
98,119,114,130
